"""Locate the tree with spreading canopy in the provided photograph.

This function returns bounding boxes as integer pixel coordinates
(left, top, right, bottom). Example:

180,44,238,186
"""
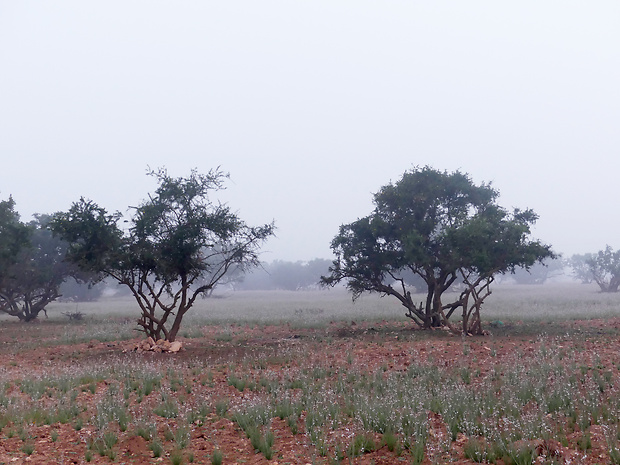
0,200,77,321
321,166,554,335
50,168,275,342
584,246,620,292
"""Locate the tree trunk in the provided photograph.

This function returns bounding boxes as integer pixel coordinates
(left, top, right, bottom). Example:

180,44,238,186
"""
431,290,442,327
167,312,185,343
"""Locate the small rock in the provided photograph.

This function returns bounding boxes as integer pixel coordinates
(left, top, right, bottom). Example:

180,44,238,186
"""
156,339,172,351
169,341,182,353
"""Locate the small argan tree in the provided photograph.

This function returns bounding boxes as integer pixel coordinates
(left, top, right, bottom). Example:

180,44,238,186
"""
321,166,554,334
51,168,275,342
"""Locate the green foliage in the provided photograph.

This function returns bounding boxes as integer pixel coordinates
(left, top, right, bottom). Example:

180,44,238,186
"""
382,430,399,453
232,405,275,459
211,448,223,465
504,443,538,465
227,374,251,392
135,422,156,441
87,430,118,460
150,438,164,457
174,425,190,449
153,394,179,419
577,432,592,451
215,399,229,417
348,433,375,457
170,450,184,465
464,438,486,462
0,204,77,321
0,197,29,273
321,166,553,333
610,444,620,465
50,167,274,341
409,438,426,465
74,418,83,430
21,442,35,455
94,385,131,430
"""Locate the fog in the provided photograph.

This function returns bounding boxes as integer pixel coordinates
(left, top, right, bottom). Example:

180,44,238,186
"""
1,2,619,261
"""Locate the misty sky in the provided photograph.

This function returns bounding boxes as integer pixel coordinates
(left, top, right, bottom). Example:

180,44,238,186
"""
1,2,618,261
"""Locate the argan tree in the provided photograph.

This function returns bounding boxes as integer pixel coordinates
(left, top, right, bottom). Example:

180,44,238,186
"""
0,197,30,318
0,202,76,321
51,168,275,342
585,246,620,292
321,166,554,334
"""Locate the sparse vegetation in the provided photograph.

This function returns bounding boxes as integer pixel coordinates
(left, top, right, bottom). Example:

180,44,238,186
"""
1,286,620,462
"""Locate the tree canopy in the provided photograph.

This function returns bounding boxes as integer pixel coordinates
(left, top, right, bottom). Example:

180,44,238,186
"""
321,166,554,334
0,200,76,321
50,168,275,341
0,197,29,273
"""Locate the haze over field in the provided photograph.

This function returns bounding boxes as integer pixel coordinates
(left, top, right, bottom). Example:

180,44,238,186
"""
1,2,619,261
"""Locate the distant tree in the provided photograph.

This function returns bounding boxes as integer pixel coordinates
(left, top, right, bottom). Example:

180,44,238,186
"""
0,211,77,321
511,257,564,285
59,278,104,302
234,258,332,291
305,258,333,286
267,260,305,290
569,253,595,284
585,246,620,293
50,168,274,342
270,259,332,290
231,265,273,291
321,166,554,335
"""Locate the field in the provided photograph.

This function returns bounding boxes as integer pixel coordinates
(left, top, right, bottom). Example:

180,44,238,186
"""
1,283,620,464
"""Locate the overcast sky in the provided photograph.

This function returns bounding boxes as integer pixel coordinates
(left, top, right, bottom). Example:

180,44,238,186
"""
1,2,618,261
